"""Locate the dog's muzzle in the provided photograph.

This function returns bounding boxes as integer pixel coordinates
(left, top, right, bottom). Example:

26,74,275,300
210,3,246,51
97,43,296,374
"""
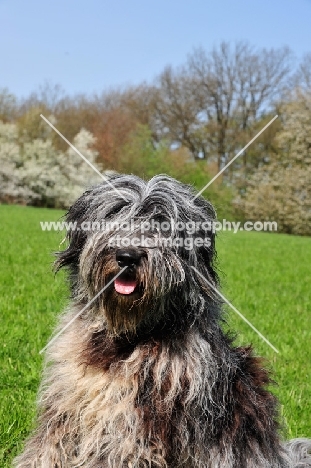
114,248,143,295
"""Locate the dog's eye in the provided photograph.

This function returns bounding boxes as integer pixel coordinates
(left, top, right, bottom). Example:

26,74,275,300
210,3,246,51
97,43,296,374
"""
106,204,126,219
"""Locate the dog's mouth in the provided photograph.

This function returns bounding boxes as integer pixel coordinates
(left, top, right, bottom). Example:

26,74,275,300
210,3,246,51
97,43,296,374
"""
114,277,138,295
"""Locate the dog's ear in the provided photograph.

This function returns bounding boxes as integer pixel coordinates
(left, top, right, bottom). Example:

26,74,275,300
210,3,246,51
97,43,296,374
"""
54,195,88,274
193,196,218,284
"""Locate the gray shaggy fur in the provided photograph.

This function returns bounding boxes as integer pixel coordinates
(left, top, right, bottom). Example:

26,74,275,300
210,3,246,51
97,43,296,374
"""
14,174,311,467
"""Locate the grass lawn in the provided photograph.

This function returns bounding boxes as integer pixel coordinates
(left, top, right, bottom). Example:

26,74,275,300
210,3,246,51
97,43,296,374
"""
1,204,310,467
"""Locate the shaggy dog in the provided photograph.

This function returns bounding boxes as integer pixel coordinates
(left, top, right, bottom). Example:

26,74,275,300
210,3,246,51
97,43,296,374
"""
15,174,311,467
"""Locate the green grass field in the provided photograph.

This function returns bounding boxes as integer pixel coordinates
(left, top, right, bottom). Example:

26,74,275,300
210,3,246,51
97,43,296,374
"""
1,204,310,467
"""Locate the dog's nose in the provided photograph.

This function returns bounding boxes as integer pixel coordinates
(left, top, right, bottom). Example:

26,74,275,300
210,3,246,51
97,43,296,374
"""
116,249,142,268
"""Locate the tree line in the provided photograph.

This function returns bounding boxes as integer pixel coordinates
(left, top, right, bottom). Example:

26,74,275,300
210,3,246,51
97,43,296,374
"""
1,41,310,234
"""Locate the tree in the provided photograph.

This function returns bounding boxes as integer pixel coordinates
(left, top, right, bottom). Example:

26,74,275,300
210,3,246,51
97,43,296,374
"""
0,88,17,122
153,66,204,158
20,82,66,114
291,53,311,94
91,107,138,170
0,121,34,203
187,41,293,171
0,120,100,208
118,125,171,178
17,106,52,143
234,92,311,235
121,84,159,140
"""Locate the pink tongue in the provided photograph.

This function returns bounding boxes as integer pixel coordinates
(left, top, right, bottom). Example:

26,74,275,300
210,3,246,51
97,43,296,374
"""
114,279,137,295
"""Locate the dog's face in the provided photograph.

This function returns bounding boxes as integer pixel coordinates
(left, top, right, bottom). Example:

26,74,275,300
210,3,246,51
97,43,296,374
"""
56,174,218,336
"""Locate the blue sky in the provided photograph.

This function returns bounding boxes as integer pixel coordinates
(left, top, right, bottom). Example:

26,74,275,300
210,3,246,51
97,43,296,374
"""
1,0,311,98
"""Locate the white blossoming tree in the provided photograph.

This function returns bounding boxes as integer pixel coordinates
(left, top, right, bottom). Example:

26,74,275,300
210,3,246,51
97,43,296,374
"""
0,119,100,208
0,121,36,203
